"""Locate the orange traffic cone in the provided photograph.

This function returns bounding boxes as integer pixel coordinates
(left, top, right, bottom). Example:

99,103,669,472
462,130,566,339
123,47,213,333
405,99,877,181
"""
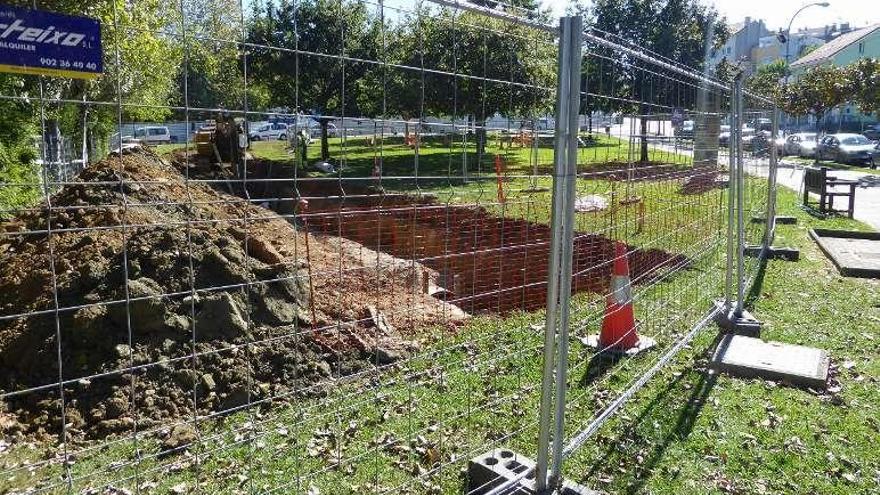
583,241,656,355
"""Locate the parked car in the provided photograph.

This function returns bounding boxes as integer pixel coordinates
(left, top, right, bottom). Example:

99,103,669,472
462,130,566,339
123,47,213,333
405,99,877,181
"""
109,133,141,153
740,128,757,150
749,132,770,156
719,125,757,148
863,125,880,141
783,133,819,158
818,133,880,165
133,126,172,145
772,136,787,156
718,125,731,147
249,122,289,141
307,120,338,139
675,120,694,139
753,118,772,134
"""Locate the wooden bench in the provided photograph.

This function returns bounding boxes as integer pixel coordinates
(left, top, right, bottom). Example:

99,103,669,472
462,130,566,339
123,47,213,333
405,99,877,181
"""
803,166,857,218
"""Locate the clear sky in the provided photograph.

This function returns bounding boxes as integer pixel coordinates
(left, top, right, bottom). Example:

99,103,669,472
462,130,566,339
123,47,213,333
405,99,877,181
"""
541,0,880,32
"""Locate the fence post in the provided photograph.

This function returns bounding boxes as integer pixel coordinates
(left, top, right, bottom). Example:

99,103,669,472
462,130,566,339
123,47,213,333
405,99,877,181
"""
724,82,737,309
763,106,780,251
534,14,579,491
549,13,582,490
734,75,746,317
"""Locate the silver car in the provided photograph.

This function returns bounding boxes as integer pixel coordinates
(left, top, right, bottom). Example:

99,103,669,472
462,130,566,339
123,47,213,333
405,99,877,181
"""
820,133,880,165
784,133,819,158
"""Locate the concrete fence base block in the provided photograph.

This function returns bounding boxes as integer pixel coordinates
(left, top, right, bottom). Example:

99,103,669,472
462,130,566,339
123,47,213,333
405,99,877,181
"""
743,245,800,261
713,300,761,337
467,449,602,495
711,334,830,390
581,335,657,357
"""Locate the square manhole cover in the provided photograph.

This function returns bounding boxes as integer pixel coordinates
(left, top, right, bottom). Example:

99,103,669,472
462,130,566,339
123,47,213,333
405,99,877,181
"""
810,229,880,278
711,335,829,389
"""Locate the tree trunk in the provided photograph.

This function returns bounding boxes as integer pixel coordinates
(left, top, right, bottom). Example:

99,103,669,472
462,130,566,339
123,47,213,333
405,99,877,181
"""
320,122,329,161
639,115,649,163
476,119,487,158
81,106,89,165
299,134,308,167
815,113,823,166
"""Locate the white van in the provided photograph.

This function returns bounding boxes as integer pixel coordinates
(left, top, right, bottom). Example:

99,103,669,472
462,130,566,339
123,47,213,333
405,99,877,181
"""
134,126,172,145
248,122,289,141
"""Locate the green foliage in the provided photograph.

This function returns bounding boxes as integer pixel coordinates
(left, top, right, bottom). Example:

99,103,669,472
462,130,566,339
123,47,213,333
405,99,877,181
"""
0,136,40,218
782,64,848,119
174,0,268,111
388,9,556,121
247,0,381,117
580,0,728,114
746,59,786,102
577,0,725,161
0,0,183,213
845,58,880,117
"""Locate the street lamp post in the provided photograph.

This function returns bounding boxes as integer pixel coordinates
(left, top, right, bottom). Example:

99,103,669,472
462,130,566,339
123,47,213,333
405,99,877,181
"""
781,2,831,68
777,2,830,133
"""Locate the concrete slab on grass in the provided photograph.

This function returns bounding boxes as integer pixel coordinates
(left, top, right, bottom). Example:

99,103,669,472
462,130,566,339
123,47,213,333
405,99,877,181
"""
711,334,829,389
810,228,880,278
467,449,602,495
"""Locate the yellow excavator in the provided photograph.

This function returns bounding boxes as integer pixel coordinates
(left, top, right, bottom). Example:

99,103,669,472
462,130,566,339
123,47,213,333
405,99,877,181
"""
192,113,247,167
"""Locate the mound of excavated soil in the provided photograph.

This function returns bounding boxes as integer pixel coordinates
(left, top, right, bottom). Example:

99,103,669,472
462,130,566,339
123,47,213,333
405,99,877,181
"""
0,149,466,440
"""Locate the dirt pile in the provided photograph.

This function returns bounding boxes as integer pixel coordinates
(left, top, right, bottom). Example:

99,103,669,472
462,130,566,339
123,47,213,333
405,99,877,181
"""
0,149,465,440
680,169,726,195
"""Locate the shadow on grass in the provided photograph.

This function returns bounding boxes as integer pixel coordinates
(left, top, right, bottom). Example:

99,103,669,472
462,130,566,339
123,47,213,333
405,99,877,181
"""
745,255,769,308
579,353,625,388
577,334,725,494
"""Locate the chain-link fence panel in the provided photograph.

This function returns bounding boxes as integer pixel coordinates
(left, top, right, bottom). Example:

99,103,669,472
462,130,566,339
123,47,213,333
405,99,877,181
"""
740,91,777,290
537,26,738,491
0,2,776,494
0,1,567,493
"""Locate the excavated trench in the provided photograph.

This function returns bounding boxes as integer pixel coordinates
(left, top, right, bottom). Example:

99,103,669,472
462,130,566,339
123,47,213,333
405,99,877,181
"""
288,180,688,314
176,154,692,315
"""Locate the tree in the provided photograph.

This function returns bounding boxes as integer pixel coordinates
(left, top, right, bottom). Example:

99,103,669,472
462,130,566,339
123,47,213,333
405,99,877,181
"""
782,65,848,163
389,7,556,159
0,77,39,218
172,0,247,111
247,0,382,161
746,59,787,103
579,0,727,163
846,58,880,119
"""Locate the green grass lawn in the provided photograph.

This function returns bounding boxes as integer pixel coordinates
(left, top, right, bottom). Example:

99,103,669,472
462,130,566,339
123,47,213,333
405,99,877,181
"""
153,143,188,155
248,133,691,179
246,135,716,256
4,179,877,494
561,190,880,495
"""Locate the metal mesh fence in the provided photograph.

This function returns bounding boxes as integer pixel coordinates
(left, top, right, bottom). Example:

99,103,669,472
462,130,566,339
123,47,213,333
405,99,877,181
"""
741,92,777,287
530,23,735,492
0,2,775,494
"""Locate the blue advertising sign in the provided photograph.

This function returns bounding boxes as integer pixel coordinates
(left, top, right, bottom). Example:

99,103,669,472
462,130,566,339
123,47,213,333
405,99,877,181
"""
0,4,102,79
